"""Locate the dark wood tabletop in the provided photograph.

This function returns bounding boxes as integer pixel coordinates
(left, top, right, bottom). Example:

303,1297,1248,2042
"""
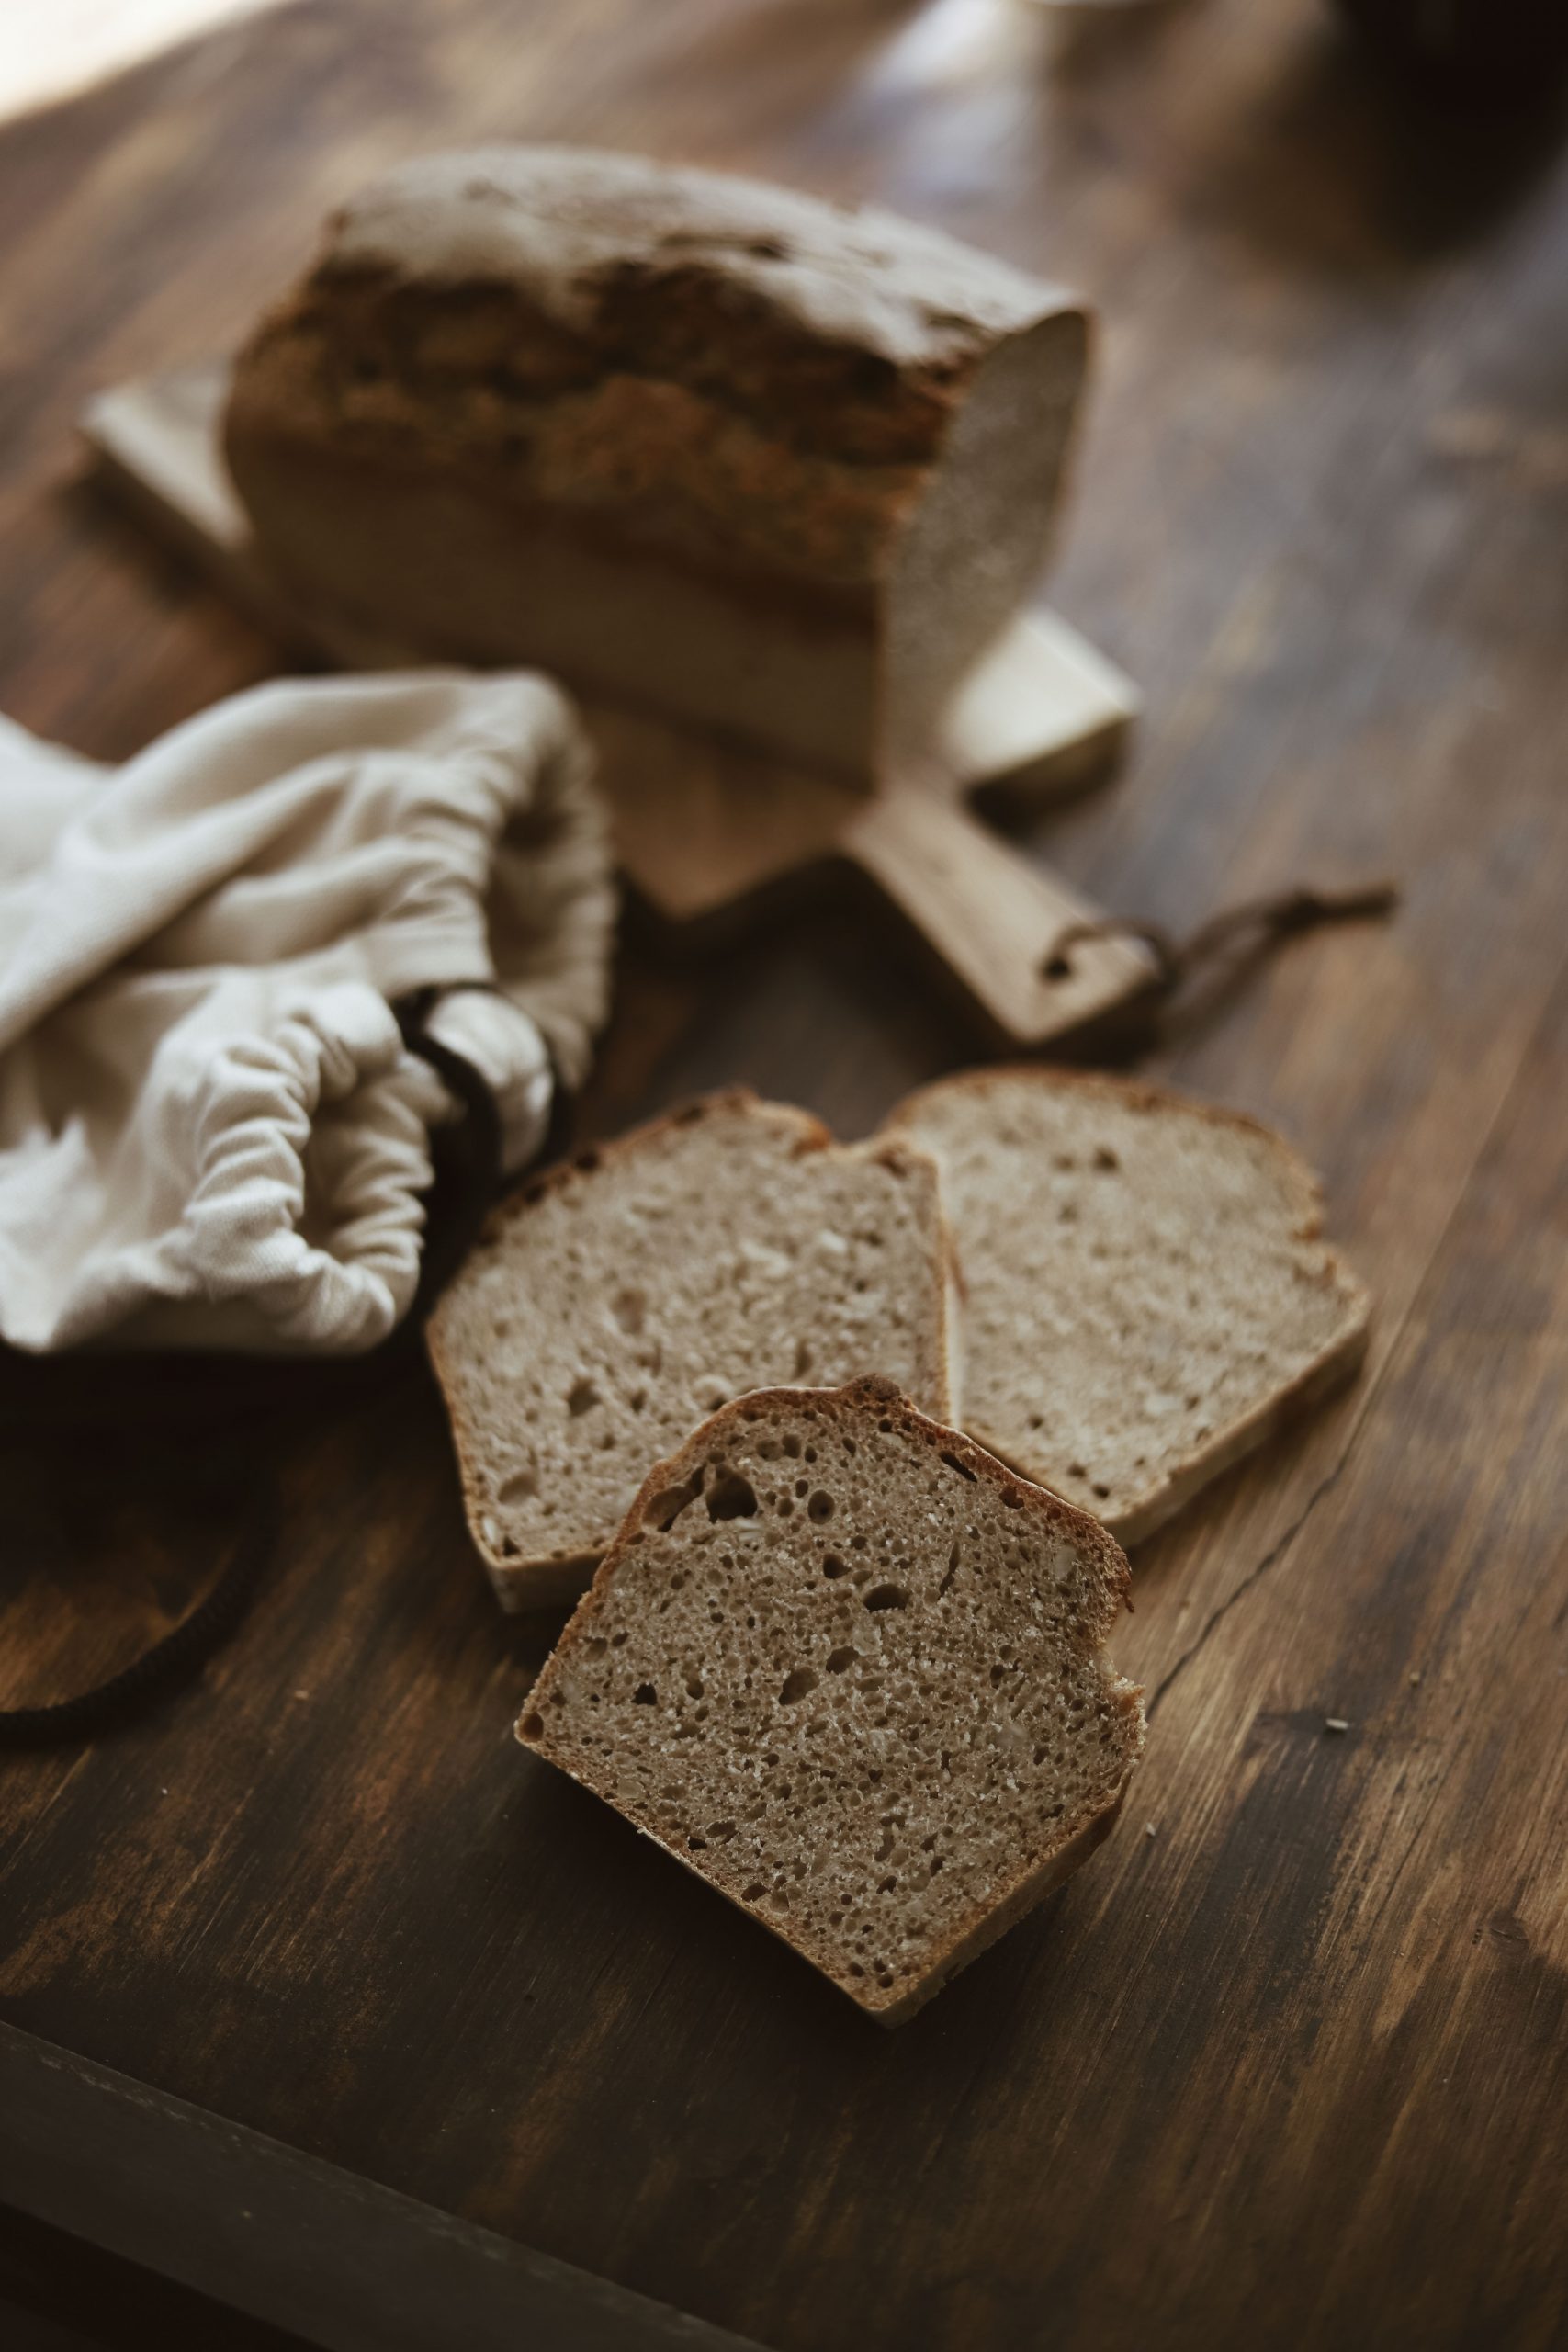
3,4,1567,2348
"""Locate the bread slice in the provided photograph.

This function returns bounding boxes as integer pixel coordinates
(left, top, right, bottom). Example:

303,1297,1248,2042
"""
517,1376,1143,2025
428,1091,955,1609
884,1068,1371,1544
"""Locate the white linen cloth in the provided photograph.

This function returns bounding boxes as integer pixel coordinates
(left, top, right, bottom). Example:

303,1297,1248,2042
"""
0,672,615,1355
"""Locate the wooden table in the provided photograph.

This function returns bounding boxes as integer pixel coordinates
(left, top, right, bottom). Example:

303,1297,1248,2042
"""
4,4,1567,2346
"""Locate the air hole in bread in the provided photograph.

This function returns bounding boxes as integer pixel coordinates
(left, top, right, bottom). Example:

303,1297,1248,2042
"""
497,1465,538,1503
827,1646,859,1674
807,1490,835,1522
706,1472,758,1521
633,1683,657,1704
520,1712,543,1740
779,1668,818,1705
940,1450,976,1482
1094,1146,1120,1171
864,1582,909,1612
568,1375,600,1417
611,1288,647,1335
647,1476,703,1532
822,1554,848,1579
793,1337,814,1379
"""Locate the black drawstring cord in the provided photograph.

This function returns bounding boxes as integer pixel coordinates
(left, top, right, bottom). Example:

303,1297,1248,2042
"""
0,989,510,1752
393,982,507,1315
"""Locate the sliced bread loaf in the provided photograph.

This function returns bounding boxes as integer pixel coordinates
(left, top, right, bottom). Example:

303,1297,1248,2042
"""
428,1091,954,1608
224,147,1086,781
883,1068,1370,1544
518,1376,1144,2025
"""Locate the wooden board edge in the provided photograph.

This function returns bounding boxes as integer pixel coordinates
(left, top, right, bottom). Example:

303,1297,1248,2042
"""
0,2019,769,2352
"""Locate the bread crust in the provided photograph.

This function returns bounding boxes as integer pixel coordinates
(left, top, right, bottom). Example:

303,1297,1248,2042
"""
883,1064,1371,1544
518,1375,1143,2023
427,1094,956,1608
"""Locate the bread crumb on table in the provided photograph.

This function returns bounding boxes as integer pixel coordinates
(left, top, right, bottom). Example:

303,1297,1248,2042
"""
1325,1717,1350,1734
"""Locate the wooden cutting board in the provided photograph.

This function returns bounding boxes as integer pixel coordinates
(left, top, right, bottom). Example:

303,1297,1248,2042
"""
81,363,1156,1048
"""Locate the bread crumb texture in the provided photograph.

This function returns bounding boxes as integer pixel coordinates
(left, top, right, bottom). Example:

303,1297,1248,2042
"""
519,1379,1144,2022
888,1069,1369,1543
427,1093,952,1592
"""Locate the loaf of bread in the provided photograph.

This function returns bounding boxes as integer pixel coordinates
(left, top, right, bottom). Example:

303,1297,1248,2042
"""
884,1068,1371,1544
427,1091,955,1608
518,1376,1144,2024
224,146,1088,779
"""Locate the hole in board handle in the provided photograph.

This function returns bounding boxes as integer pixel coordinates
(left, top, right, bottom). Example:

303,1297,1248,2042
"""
1042,946,1074,982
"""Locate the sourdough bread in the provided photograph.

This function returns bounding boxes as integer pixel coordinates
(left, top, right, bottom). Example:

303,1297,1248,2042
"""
427,1091,955,1608
885,1068,1370,1544
224,147,1087,779
518,1376,1144,2025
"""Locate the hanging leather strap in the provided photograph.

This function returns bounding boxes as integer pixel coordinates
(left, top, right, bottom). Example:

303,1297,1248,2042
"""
1048,877,1400,1022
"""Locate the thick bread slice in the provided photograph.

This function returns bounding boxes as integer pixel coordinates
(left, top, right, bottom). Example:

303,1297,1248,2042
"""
884,1068,1371,1544
428,1091,955,1609
518,1376,1144,2026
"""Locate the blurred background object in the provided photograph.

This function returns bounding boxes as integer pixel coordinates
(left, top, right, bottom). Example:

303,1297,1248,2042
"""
0,0,283,123
1337,0,1568,102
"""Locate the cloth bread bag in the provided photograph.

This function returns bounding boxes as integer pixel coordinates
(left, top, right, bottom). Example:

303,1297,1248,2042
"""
0,670,615,1355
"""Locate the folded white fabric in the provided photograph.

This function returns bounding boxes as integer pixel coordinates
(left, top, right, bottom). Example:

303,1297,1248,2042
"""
0,672,615,1355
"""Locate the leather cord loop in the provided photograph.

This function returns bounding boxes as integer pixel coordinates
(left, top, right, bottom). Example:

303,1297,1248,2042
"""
1047,878,1401,1015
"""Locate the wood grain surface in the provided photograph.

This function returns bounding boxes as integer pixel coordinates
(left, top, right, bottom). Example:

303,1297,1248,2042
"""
2,3,1566,2348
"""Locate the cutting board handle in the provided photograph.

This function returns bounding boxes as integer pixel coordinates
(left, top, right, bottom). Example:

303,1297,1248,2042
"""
842,788,1156,1048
